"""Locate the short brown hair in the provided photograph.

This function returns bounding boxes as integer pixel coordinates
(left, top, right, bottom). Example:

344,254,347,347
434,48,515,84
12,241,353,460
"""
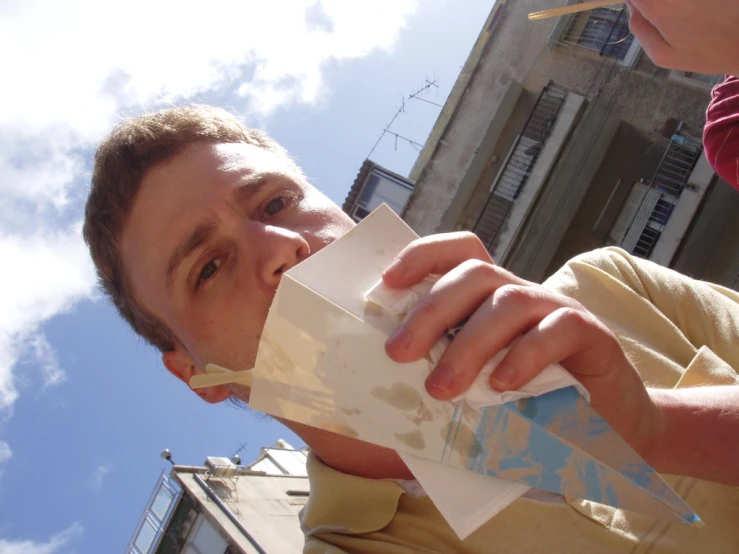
83,104,295,352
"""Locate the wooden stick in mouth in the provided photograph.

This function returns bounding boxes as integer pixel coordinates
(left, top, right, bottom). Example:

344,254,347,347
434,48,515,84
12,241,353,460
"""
528,1,624,21
189,363,253,389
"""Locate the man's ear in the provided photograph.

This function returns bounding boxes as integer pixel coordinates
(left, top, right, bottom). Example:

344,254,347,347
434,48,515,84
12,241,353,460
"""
162,350,232,404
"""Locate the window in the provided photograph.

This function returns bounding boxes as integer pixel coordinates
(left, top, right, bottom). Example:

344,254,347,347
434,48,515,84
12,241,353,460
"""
352,167,414,221
560,5,634,60
183,514,229,554
608,137,701,259
133,521,157,554
150,484,175,522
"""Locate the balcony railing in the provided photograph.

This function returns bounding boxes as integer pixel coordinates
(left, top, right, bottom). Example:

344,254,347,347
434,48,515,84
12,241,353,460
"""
472,84,567,255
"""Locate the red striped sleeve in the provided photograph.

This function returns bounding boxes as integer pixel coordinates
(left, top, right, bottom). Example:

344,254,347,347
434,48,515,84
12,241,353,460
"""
703,76,739,191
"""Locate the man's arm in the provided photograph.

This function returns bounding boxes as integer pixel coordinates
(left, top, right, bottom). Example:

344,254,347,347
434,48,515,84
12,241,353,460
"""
563,248,739,484
648,386,739,486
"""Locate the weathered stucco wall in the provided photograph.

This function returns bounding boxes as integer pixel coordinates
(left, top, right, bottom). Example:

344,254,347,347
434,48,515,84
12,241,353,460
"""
673,178,739,288
404,0,713,243
403,0,556,236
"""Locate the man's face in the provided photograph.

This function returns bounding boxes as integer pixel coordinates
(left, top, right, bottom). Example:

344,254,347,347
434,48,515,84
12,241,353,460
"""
120,142,354,402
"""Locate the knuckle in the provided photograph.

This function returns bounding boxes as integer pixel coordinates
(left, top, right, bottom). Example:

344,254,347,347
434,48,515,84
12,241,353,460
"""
396,241,423,264
458,258,495,278
456,230,482,245
493,284,530,307
455,231,491,260
555,306,590,327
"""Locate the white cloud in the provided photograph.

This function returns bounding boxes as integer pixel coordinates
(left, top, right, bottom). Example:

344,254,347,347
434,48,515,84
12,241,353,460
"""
0,523,83,554
0,0,419,421
0,441,11,464
0,228,96,416
90,464,112,491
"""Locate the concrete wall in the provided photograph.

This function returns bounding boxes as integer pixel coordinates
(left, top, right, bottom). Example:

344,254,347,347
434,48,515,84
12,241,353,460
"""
404,0,713,250
504,98,621,282
176,471,309,554
436,80,523,232
403,0,558,236
546,123,671,275
673,178,739,288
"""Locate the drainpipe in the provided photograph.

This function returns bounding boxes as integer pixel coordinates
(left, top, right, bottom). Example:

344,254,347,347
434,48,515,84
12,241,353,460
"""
192,473,267,554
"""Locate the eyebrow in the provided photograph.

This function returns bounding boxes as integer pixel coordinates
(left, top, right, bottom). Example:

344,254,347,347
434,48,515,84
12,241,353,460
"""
235,170,290,204
166,220,218,292
163,171,284,292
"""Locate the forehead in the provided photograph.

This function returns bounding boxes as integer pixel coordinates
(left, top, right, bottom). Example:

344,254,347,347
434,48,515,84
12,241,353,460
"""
152,141,290,184
127,141,295,235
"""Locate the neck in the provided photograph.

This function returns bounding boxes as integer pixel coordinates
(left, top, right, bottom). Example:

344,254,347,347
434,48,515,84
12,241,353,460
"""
281,418,414,480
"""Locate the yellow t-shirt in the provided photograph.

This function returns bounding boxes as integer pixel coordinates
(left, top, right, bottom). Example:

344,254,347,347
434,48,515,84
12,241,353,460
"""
300,248,739,553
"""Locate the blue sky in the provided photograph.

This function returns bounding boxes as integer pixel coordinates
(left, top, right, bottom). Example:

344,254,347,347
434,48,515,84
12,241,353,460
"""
0,1,495,551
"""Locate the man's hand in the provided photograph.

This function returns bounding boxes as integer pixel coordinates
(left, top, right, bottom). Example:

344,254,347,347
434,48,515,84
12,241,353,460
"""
626,0,739,77
382,232,659,460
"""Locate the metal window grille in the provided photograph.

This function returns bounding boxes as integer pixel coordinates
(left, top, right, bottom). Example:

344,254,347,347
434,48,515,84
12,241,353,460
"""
472,84,567,254
650,137,702,197
684,73,724,86
561,5,634,60
608,137,702,259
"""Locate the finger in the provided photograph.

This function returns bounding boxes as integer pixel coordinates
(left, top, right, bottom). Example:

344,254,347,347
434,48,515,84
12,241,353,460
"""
424,285,577,400
385,261,527,363
626,2,678,68
382,232,493,289
491,307,652,442
487,307,610,392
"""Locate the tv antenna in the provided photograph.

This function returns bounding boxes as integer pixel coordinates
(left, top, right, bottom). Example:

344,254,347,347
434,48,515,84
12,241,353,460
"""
367,77,441,159
230,441,248,461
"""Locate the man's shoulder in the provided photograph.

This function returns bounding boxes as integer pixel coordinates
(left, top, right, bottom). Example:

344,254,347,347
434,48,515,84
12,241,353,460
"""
545,247,645,290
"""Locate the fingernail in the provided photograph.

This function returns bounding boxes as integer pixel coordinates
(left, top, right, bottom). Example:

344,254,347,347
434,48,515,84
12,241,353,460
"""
383,258,404,280
491,364,517,389
387,326,412,352
427,365,455,392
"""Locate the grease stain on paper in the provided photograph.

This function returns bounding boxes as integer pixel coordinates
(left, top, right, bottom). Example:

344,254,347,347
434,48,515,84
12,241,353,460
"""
372,383,423,412
394,430,425,450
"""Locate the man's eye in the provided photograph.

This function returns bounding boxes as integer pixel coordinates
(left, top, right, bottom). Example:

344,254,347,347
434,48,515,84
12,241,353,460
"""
264,196,286,217
197,258,222,286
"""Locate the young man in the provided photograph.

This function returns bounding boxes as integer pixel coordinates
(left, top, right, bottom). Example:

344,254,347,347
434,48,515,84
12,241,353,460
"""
84,105,739,552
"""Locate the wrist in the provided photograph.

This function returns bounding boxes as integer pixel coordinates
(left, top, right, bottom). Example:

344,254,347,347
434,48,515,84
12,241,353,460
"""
635,388,668,467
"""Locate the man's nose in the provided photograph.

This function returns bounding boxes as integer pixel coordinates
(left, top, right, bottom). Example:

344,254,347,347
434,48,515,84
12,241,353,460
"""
258,226,310,289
